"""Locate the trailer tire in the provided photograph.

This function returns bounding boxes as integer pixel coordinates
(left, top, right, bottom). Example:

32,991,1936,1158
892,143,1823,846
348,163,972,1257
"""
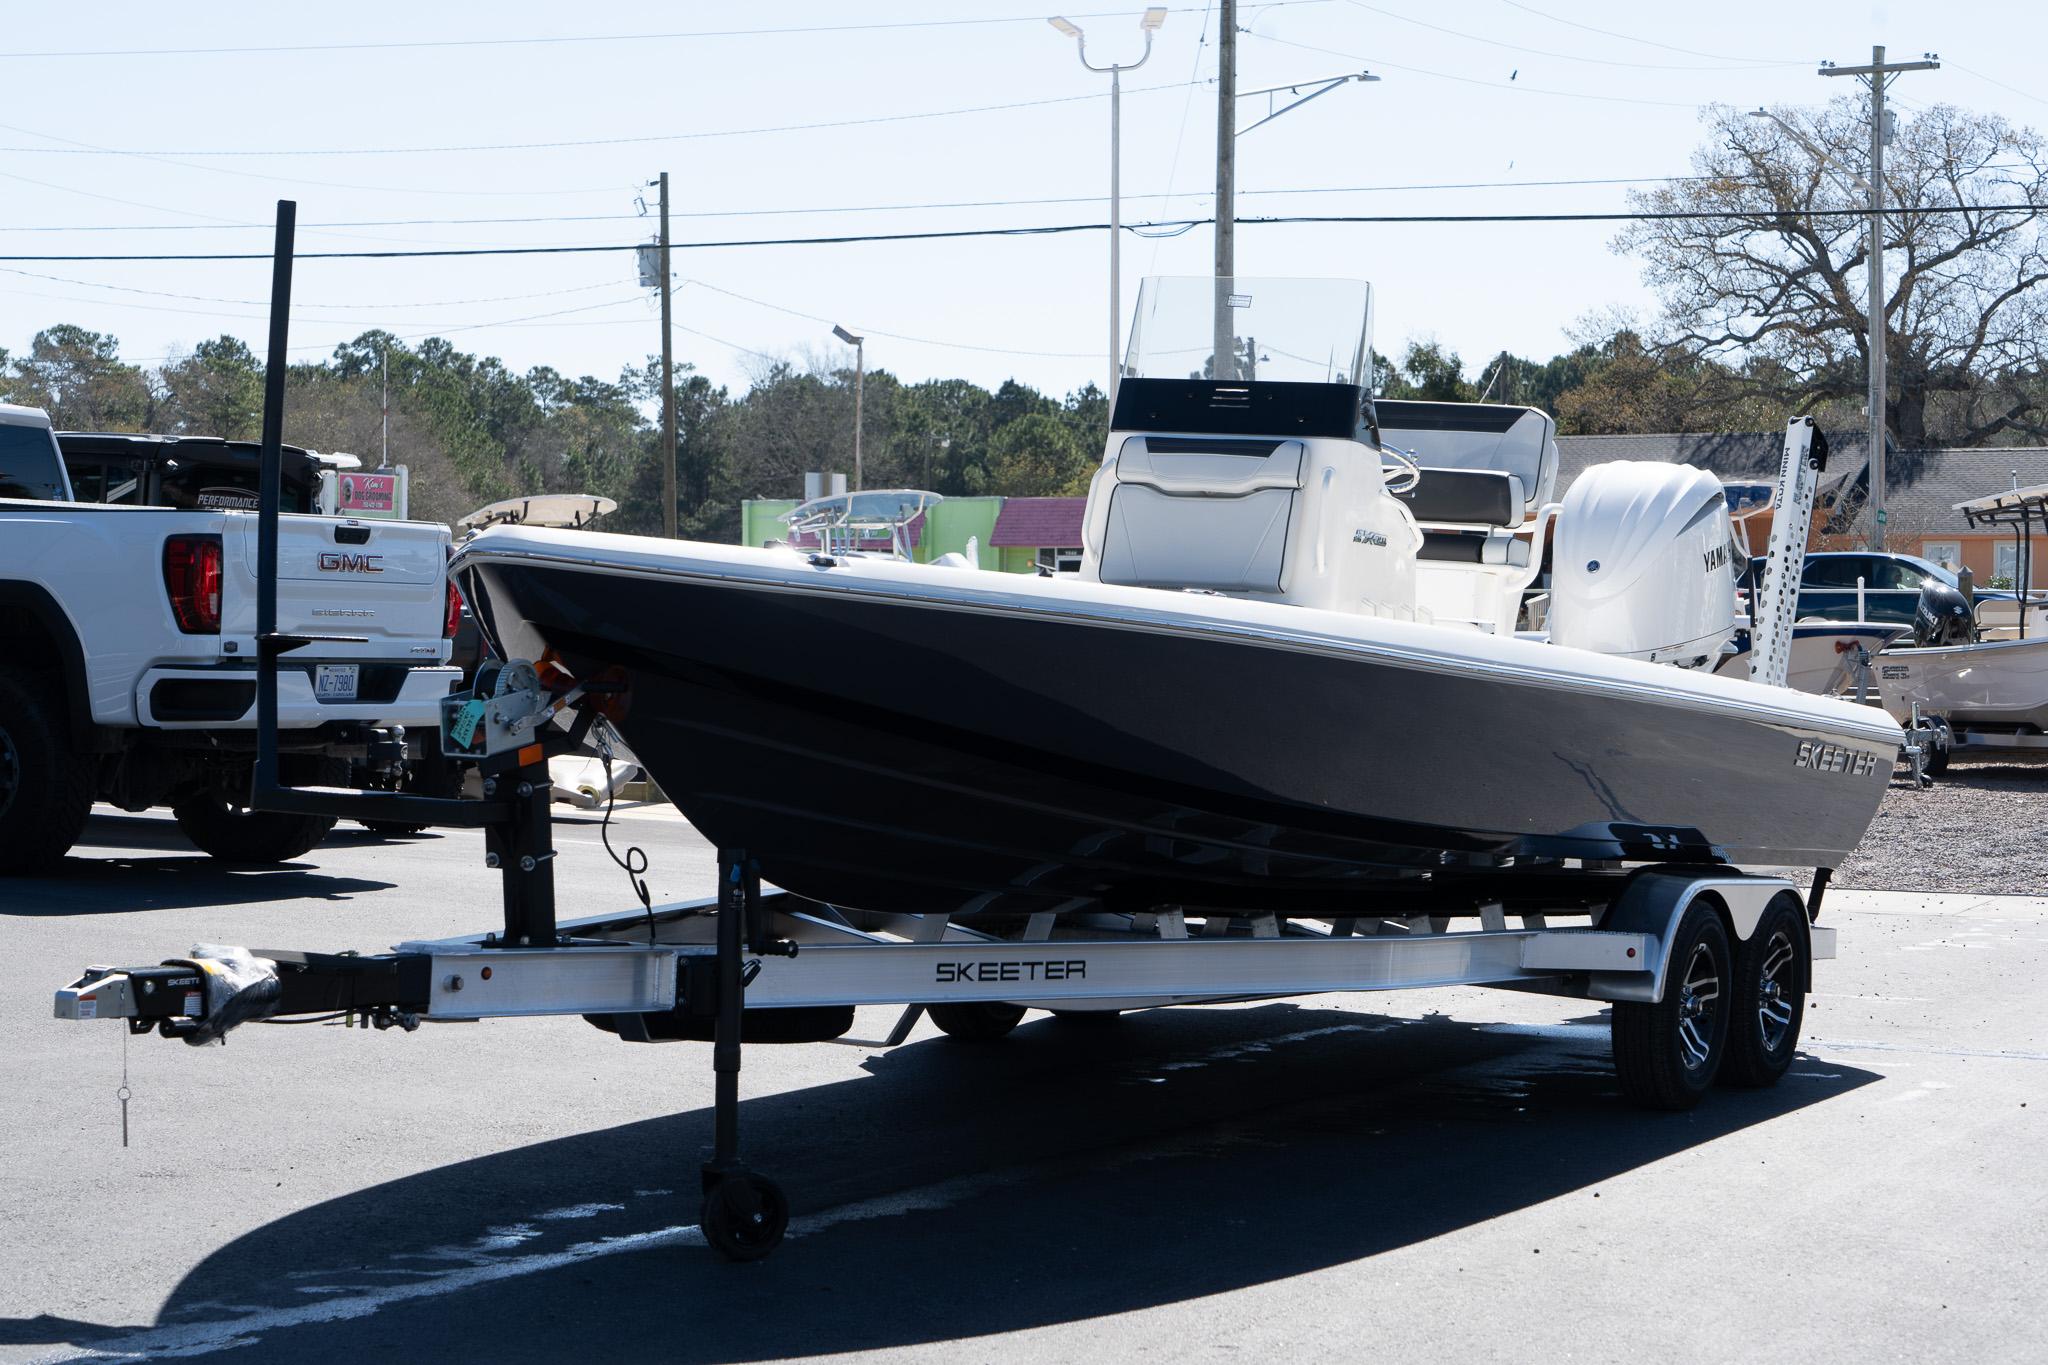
173,755,347,864
927,1001,1027,1042
0,668,97,874
1719,898,1808,1088
1611,903,1732,1110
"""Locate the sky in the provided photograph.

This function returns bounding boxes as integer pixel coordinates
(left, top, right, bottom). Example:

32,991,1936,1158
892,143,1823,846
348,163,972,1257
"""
2,0,2043,407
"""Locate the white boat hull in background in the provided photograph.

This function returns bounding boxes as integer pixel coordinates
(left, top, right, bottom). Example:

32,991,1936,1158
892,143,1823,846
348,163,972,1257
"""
1713,623,1907,696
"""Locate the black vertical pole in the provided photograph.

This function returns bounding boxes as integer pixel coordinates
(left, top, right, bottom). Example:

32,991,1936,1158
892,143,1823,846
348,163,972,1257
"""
709,849,746,1177
254,200,297,800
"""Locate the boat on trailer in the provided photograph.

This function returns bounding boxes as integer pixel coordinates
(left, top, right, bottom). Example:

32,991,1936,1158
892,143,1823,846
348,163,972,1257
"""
453,277,1897,915
46,249,1894,1262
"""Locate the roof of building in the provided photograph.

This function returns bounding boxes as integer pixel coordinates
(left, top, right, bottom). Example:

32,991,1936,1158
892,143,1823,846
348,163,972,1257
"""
1555,433,2048,536
990,496,1087,548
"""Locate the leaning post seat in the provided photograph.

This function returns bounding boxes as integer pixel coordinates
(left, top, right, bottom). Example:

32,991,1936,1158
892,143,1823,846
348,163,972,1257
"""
1372,401,1562,635
1078,378,1421,618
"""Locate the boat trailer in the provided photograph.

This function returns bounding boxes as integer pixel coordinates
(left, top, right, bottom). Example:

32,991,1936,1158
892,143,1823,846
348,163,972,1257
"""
48,202,1839,1262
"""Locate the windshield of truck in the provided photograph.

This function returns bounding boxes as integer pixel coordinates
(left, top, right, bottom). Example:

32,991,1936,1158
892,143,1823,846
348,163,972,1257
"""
1123,276,1373,386
0,421,70,500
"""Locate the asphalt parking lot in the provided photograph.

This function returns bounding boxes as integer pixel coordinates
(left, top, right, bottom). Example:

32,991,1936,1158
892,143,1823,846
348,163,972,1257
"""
4,807,2045,1364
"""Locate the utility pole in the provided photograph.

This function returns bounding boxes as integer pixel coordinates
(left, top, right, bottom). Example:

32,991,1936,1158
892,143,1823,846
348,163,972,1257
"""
1823,45,1938,550
379,347,389,468
657,172,678,538
1212,0,1237,381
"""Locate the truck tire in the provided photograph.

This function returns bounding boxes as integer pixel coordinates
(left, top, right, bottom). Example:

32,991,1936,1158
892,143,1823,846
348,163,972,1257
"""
173,755,347,864
0,668,97,874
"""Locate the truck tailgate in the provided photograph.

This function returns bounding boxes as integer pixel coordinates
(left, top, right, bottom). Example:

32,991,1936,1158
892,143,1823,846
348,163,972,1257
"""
223,514,452,661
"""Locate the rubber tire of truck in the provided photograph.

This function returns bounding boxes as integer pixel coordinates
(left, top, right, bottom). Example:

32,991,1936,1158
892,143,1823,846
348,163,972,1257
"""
0,668,97,875
1718,898,1808,1089
173,755,347,864
1610,903,1733,1111
927,1001,1028,1042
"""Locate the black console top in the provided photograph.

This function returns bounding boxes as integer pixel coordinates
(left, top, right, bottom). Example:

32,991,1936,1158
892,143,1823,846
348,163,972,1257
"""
1110,378,1374,442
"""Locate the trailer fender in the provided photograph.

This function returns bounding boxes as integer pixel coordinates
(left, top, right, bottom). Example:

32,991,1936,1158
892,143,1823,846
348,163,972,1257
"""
1589,872,1798,1004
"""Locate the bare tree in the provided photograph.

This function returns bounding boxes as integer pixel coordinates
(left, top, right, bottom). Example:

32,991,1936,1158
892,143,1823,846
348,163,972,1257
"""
1618,100,2048,448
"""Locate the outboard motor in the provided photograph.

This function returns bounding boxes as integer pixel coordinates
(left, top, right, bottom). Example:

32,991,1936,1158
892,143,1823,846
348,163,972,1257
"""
1547,462,1736,668
1913,580,1975,646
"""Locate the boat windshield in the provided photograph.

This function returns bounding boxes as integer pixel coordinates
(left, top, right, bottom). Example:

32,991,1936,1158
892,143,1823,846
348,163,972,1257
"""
1123,276,1373,386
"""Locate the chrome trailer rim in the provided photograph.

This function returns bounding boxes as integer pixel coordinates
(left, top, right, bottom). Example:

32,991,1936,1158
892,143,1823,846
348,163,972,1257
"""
1754,929,1797,1052
1677,940,1722,1071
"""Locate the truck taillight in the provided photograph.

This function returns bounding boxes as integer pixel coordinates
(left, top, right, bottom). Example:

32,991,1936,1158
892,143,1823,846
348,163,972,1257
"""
163,535,224,634
444,577,464,639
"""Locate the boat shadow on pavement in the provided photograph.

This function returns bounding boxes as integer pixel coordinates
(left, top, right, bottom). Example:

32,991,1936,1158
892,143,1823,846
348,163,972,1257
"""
5,1002,1878,1363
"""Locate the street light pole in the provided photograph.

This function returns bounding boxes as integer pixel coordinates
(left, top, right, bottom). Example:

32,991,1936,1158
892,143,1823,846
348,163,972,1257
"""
1214,0,1236,382
1822,45,1939,550
1050,9,1165,402
832,324,864,491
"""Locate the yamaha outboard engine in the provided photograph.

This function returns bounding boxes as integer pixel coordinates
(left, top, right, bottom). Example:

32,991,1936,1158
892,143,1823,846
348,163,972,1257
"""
1913,580,1974,647
1548,462,1736,668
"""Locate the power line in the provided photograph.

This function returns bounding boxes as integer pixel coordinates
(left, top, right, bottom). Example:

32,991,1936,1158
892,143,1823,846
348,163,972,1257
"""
0,266,627,310
0,79,1211,159
1344,0,1802,71
1949,61,2048,111
1491,0,1807,65
0,175,1715,234
682,280,1097,358
1246,31,1714,108
0,5,1311,59
0,203,2020,264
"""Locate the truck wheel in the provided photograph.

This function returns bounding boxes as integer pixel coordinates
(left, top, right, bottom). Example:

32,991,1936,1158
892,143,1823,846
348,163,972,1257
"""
1719,899,1808,1088
927,1002,1027,1042
173,755,346,864
0,669,97,874
1611,903,1732,1110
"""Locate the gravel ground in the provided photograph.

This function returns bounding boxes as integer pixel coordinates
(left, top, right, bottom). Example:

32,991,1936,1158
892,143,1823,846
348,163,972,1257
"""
1826,752,2048,893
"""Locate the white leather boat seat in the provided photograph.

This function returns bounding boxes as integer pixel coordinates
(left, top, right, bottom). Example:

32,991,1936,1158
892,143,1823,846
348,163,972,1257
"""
1398,467,1535,634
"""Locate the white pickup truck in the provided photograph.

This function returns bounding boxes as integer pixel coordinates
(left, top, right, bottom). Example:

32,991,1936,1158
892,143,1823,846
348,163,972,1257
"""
0,402,460,872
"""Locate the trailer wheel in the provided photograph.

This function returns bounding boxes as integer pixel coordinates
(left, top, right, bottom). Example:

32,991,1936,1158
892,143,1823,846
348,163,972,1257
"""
173,755,346,864
700,1172,788,1262
0,668,96,875
927,1001,1027,1041
1611,903,1732,1110
1719,899,1808,1088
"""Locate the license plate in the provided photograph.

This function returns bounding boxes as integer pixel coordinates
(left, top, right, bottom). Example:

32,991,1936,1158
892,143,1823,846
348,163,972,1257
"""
314,664,359,701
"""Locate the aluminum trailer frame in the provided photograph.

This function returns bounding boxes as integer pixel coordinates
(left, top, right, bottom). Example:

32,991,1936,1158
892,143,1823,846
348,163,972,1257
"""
56,860,1830,1260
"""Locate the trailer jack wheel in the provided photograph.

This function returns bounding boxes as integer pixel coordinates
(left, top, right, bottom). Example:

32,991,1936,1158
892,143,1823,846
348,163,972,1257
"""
701,1171,788,1262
